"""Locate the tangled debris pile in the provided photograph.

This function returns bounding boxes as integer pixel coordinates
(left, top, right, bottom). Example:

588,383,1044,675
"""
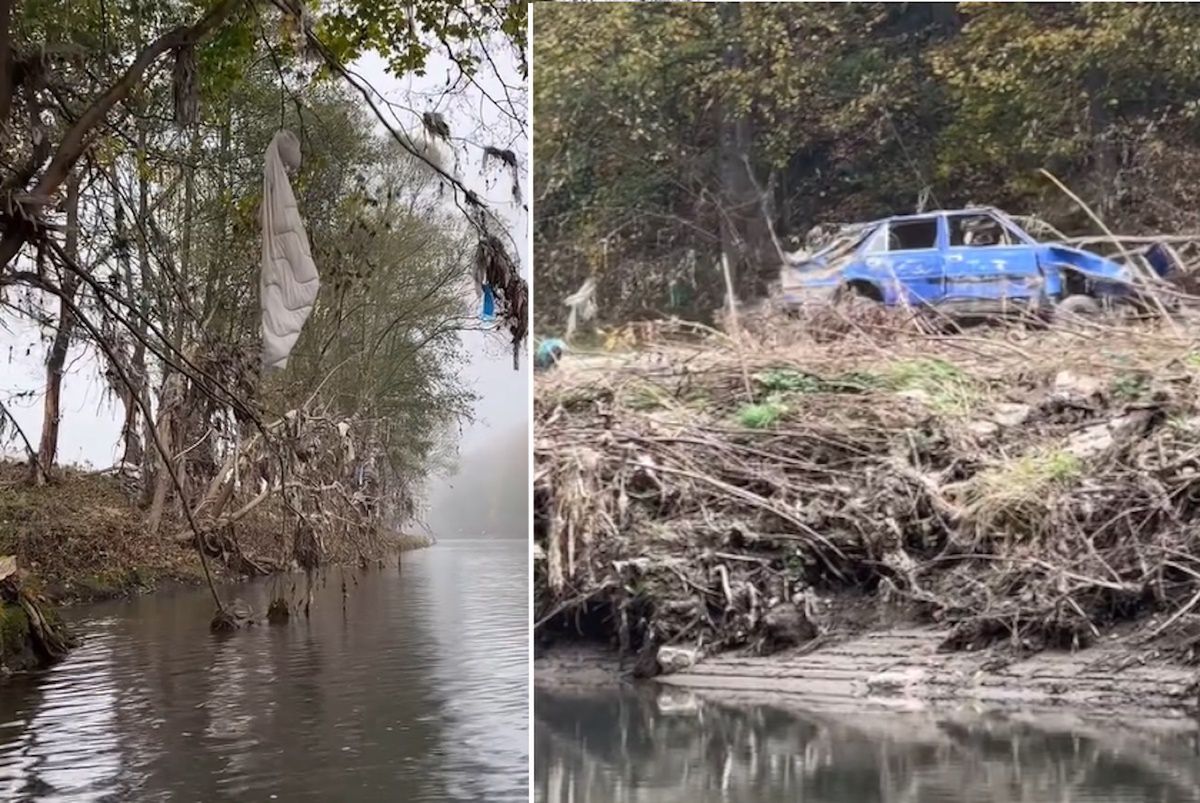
535,315,1200,669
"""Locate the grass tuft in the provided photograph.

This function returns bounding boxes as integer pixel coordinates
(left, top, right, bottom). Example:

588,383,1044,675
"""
737,401,787,429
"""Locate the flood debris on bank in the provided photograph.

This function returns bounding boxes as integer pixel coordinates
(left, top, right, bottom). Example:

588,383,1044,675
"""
534,312,1200,685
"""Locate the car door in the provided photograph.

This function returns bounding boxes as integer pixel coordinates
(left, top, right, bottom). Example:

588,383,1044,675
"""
942,212,1042,305
859,216,944,306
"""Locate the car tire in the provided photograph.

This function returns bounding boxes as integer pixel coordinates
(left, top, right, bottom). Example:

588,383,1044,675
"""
833,284,880,312
1055,294,1102,320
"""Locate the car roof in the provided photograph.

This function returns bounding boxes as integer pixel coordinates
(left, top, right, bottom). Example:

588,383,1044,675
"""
872,207,1004,225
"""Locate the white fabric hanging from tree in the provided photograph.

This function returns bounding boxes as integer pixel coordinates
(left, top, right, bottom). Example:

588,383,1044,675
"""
260,129,319,371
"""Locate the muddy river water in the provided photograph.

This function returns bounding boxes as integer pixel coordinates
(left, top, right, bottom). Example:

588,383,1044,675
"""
535,683,1200,803
0,538,528,802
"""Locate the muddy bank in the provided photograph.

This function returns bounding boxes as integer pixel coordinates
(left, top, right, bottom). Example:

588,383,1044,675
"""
659,628,1199,718
535,318,1200,714
535,643,627,688
536,631,1200,719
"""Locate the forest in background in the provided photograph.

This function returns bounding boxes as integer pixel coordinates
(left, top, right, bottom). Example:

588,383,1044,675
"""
0,0,527,604
534,2,1200,329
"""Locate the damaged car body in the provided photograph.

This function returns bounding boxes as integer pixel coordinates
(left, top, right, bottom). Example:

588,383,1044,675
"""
779,208,1168,318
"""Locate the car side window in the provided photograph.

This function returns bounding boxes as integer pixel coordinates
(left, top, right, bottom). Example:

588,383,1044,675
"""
863,225,889,254
949,213,1013,247
865,219,938,253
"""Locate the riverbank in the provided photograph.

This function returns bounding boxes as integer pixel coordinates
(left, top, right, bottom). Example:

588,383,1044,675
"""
0,462,204,604
0,460,433,603
0,460,433,670
534,315,1200,715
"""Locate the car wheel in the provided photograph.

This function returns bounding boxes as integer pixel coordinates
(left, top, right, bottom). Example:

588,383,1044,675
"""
833,284,880,313
1055,294,1102,321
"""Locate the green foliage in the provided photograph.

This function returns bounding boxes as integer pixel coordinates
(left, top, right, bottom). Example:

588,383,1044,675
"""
737,400,787,429
318,0,527,78
1,0,521,542
1111,372,1151,402
931,4,1200,201
885,358,978,415
226,75,477,496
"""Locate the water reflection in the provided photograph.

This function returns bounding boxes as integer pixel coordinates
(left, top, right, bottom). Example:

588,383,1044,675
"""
535,683,1200,803
0,539,526,802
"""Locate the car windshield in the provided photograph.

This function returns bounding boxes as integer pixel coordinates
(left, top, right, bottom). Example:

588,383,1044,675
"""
791,227,872,271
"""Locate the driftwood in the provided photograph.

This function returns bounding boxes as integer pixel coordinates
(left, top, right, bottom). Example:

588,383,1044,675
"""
535,313,1200,661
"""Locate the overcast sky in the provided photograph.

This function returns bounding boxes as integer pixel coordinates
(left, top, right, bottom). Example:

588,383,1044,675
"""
0,28,528,532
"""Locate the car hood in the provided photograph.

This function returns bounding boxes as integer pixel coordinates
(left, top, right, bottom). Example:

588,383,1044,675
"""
1040,245,1135,283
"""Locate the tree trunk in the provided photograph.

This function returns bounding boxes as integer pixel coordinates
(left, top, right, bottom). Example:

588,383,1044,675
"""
110,164,145,471
169,132,205,515
32,172,81,484
0,0,14,130
132,131,159,506
201,107,232,327
715,3,773,301
146,371,184,533
1085,65,1117,217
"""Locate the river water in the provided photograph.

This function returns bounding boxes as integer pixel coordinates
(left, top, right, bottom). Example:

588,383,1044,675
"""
535,684,1200,803
0,538,528,802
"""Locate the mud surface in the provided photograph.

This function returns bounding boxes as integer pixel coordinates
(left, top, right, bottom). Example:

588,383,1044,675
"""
661,628,1199,718
538,628,1200,719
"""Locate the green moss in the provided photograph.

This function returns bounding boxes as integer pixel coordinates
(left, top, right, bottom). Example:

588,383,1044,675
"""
0,602,33,670
0,603,30,647
71,567,151,600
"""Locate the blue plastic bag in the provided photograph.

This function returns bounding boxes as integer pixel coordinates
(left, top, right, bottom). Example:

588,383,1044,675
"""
481,284,496,320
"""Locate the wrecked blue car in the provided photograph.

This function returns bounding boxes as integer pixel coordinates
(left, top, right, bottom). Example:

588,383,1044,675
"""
779,208,1163,317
